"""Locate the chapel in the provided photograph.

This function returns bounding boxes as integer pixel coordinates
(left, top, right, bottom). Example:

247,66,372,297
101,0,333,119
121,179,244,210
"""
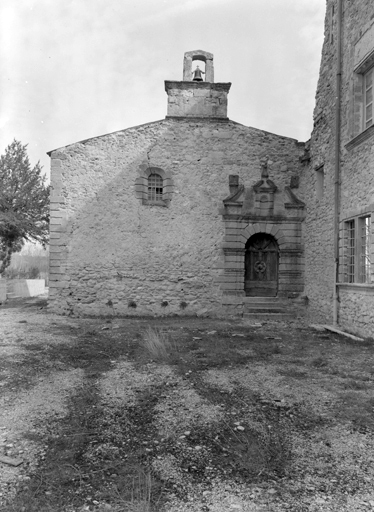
48,49,307,320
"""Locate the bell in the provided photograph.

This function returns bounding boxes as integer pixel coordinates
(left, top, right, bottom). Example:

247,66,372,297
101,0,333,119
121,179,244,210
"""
192,65,204,81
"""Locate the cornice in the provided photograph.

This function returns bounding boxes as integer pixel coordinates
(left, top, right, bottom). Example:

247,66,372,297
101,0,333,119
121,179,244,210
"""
345,125,374,151
164,81,232,92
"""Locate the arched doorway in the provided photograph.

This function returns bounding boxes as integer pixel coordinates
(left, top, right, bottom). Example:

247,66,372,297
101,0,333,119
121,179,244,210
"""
245,233,279,297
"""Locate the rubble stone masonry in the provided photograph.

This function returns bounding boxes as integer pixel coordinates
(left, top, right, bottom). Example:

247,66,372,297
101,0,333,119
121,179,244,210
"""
49,118,303,317
304,0,374,336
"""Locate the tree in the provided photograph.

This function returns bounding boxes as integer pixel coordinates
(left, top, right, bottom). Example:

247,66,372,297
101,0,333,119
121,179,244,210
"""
0,140,50,275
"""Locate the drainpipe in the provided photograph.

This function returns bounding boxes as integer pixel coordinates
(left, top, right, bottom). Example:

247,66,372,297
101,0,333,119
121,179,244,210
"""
333,0,343,326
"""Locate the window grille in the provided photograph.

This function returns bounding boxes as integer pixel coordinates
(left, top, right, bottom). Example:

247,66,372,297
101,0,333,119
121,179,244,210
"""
360,215,371,283
346,220,355,283
344,215,372,283
148,173,163,201
364,67,373,129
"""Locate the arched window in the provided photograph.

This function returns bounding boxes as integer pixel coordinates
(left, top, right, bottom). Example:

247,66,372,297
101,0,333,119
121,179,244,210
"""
148,173,163,201
135,166,173,207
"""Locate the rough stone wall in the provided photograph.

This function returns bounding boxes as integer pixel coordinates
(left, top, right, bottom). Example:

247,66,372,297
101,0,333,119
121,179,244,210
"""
165,82,230,118
299,0,336,325
338,0,374,337
339,286,374,336
303,0,374,336
49,118,303,317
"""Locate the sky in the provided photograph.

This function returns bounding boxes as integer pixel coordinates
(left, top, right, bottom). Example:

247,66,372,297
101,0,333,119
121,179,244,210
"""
0,0,326,180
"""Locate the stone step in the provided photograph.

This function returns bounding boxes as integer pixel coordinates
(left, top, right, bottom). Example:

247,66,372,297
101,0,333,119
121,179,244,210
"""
244,307,287,313
243,312,295,321
243,297,283,303
243,302,286,308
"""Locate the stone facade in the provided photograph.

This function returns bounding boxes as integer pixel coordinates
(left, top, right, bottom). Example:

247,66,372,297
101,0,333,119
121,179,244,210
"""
302,0,374,337
48,51,306,317
48,10,374,336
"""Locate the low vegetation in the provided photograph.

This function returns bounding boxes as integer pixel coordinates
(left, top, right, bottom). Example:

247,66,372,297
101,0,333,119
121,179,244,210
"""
1,303,374,511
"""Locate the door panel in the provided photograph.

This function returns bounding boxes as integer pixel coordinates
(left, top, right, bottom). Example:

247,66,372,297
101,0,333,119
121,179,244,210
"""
245,234,279,297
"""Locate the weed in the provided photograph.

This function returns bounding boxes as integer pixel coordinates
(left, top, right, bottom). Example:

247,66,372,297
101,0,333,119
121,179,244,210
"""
344,379,370,390
311,356,328,368
128,470,153,511
257,420,292,476
334,392,374,431
141,327,176,361
128,300,137,309
254,342,282,359
278,368,307,379
179,301,188,310
161,301,169,308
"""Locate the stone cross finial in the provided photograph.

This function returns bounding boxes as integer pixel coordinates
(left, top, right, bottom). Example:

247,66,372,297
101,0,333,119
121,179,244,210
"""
260,160,269,180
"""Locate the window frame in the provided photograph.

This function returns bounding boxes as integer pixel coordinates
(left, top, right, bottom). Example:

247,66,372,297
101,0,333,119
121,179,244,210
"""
147,173,163,202
359,215,371,283
346,49,374,149
364,66,374,130
343,214,372,284
134,165,174,207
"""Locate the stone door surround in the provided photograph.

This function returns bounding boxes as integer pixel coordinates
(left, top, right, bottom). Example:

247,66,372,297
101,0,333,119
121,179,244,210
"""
218,220,304,301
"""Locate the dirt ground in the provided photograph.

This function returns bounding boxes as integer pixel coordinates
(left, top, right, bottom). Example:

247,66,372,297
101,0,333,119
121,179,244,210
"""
1,298,374,512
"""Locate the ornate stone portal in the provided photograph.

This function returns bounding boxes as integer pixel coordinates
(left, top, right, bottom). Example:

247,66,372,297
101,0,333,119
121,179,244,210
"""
219,162,305,310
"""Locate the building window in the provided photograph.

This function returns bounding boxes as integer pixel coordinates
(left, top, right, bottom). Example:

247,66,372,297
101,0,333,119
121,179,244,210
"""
147,173,163,201
347,46,374,147
346,220,355,283
360,215,371,282
364,67,374,129
134,166,173,207
343,215,371,283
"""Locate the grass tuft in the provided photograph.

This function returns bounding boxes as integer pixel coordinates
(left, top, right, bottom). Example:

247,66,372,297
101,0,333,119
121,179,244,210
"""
141,327,175,361
311,356,328,368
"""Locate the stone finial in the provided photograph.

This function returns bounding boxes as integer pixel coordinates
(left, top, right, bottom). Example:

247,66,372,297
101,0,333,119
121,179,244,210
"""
229,174,239,194
253,161,277,216
260,160,269,179
183,50,214,82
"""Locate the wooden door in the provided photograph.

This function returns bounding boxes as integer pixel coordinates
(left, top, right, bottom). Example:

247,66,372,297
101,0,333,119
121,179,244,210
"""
245,234,279,297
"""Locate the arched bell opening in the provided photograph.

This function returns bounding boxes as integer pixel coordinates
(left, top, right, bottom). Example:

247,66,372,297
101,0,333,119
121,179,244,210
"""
244,233,279,297
191,59,206,81
183,50,214,82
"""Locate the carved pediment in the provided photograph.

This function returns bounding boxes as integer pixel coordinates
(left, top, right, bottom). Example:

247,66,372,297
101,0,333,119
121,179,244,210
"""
252,161,277,215
253,178,277,194
253,161,278,194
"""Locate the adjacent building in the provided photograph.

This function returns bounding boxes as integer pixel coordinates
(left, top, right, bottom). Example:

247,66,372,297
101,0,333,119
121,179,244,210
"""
302,0,374,336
